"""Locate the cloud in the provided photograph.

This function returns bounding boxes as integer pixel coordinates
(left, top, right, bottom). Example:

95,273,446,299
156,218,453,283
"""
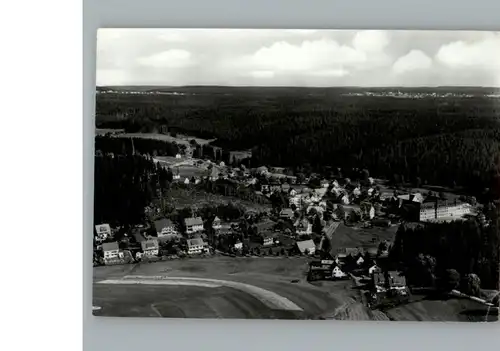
136,49,194,68
392,50,432,74
436,36,500,70
353,30,390,53
241,39,367,73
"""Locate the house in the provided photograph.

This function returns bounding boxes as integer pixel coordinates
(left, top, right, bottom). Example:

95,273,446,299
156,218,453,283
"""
154,218,178,237
212,216,222,230
341,194,350,205
102,242,119,264
256,166,269,176
295,219,312,235
352,187,362,198
185,217,204,234
368,264,381,275
372,271,407,292
398,192,424,203
175,153,182,159
296,240,316,255
279,208,295,220
281,183,291,193
289,188,298,197
184,178,190,185
332,265,347,279
95,223,112,241
356,255,365,266
187,238,208,255
320,180,330,188
141,238,159,257
418,199,472,222
262,236,274,247
360,202,375,220
234,241,243,251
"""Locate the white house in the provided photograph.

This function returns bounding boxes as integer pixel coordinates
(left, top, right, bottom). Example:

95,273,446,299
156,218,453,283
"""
102,242,119,264
141,239,159,257
295,219,312,235
353,187,361,198
185,217,204,234
95,223,111,241
154,218,178,237
212,216,222,230
173,174,181,180
184,178,190,185
234,241,243,251
368,177,374,185
262,236,274,247
279,208,295,220
341,194,350,205
289,188,297,197
368,264,381,275
187,238,208,255
332,265,347,279
356,256,365,266
175,153,182,159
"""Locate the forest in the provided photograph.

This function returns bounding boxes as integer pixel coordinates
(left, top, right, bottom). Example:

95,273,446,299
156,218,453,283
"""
93,154,173,226
389,206,500,291
95,87,500,195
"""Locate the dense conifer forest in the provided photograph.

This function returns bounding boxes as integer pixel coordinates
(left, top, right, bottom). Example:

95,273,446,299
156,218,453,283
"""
96,87,500,195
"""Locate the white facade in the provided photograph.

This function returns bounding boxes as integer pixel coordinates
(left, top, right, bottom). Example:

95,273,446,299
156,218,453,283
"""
186,223,204,234
234,242,243,250
187,243,207,255
341,195,350,205
263,237,274,247
332,266,346,279
420,202,472,222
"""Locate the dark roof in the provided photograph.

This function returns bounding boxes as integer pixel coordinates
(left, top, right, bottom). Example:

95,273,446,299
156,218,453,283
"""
154,218,174,232
185,217,203,226
141,239,159,251
133,232,146,243
102,242,119,251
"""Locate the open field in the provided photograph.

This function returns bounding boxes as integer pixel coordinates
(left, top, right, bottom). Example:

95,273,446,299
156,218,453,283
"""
93,257,360,319
93,257,496,321
164,187,271,212
110,132,216,146
385,296,498,322
327,222,398,251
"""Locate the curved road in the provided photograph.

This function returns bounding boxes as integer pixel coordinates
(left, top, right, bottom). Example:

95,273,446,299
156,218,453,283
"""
98,275,303,312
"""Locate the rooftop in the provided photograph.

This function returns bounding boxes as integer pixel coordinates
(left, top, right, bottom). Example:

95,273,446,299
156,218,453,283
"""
102,242,119,251
154,218,174,232
185,217,204,226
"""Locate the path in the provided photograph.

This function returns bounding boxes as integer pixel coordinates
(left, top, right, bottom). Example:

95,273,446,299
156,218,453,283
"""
98,275,303,312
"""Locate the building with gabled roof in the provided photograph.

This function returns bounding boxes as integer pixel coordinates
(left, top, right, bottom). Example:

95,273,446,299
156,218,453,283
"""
185,217,204,234
296,240,316,255
141,238,159,257
187,238,208,255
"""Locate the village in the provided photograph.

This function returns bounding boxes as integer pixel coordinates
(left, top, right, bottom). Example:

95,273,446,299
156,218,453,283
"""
93,137,490,312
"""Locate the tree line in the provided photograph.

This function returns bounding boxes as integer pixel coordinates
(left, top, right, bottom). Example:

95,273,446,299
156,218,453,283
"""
389,208,499,292
96,90,500,195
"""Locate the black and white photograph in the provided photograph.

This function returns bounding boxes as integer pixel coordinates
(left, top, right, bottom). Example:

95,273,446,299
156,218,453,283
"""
92,28,499,321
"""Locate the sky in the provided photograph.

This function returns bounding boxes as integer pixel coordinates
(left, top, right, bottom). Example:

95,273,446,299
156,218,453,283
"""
96,29,500,87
